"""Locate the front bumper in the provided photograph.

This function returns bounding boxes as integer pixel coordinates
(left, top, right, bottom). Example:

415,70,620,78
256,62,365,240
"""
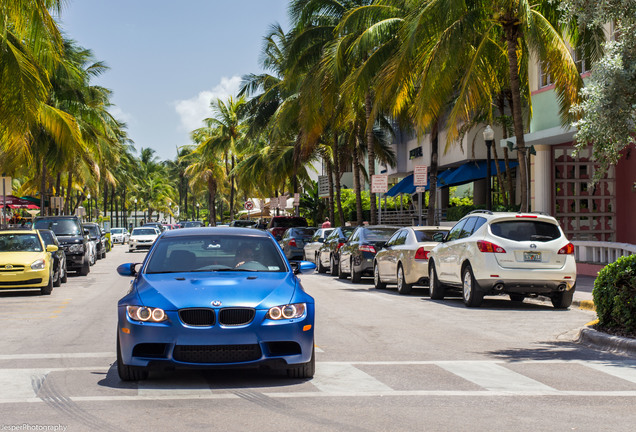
118,307,315,369
0,267,49,289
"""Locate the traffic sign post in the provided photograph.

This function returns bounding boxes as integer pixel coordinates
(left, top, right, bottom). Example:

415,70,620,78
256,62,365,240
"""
372,175,388,224
244,200,254,219
414,166,428,226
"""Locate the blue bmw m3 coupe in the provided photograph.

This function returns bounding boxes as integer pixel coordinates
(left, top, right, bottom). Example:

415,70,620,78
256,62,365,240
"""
116,227,316,381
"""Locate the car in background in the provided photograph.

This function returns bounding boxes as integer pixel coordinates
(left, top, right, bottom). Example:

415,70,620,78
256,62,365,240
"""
230,220,258,228
303,228,334,263
33,215,90,276
280,227,317,260
143,222,165,232
181,221,205,229
316,226,356,276
373,226,450,294
128,227,161,252
428,211,577,308
338,225,400,283
115,227,316,381
0,229,58,295
111,227,130,244
267,216,308,241
83,223,107,260
37,229,67,287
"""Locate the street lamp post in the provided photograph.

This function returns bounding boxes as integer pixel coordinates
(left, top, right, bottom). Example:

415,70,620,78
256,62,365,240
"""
134,199,138,228
483,125,494,211
87,193,91,222
196,203,199,221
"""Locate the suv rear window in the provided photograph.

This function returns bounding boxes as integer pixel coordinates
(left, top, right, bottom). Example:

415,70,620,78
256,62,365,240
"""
34,218,81,236
490,221,561,242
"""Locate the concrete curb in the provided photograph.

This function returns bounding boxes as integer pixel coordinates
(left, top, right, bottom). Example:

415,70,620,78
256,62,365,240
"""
574,299,595,311
577,327,636,358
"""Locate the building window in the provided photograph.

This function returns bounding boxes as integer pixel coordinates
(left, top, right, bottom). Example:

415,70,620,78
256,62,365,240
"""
409,146,423,160
574,48,591,74
539,62,553,88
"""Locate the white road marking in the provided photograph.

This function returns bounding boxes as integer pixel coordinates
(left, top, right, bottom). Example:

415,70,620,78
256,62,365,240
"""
582,361,636,384
435,361,557,393
311,363,393,393
0,352,115,360
138,377,213,397
0,369,42,400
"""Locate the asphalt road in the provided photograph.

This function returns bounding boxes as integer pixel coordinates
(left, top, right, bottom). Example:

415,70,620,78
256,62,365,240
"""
0,246,635,432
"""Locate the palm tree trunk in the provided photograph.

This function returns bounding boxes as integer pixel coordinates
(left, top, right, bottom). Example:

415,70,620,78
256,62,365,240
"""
366,91,377,225
333,134,345,226
504,24,529,212
352,135,363,226
103,182,108,221
229,155,236,220
427,120,439,225
326,156,335,225
208,176,217,226
40,160,47,215
66,173,72,215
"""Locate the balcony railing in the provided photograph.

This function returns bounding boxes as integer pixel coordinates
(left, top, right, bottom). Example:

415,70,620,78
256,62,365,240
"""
572,241,636,265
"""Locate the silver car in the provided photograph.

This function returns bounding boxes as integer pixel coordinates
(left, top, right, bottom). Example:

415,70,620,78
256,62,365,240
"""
428,210,577,308
111,227,130,244
303,228,334,263
373,226,450,294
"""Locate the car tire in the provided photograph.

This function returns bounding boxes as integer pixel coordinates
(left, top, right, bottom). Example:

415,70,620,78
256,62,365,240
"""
397,264,412,295
287,344,315,379
101,249,106,259
117,334,149,381
89,250,96,266
41,271,53,295
330,255,339,276
509,293,525,302
317,254,327,273
60,263,67,283
53,267,61,287
462,265,483,307
551,288,574,309
373,263,386,289
338,258,347,280
350,259,361,283
79,258,90,276
428,262,445,300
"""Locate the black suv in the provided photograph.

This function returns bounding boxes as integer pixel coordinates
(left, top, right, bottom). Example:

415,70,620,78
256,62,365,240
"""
34,215,90,276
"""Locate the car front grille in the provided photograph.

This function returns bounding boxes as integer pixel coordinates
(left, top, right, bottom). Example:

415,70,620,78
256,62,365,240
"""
219,308,255,326
0,265,25,273
173,344,262,363
0,278,42,286
179,308,215,326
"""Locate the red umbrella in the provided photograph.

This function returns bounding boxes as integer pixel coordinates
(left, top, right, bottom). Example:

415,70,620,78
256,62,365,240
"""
0,195,40,209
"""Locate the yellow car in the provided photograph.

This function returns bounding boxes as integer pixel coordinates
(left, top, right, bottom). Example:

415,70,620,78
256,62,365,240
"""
0,230,58,295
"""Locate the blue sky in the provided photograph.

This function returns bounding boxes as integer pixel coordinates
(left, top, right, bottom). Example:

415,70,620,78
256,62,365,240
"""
58,0,290,161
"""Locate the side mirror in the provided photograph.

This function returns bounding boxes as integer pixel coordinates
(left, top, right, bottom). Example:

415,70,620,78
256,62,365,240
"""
291,260,316,275
117,263,141,276
46,245,58,253
83,228,90,235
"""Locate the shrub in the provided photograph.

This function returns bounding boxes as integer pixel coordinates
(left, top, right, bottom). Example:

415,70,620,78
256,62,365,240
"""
593,255,636,335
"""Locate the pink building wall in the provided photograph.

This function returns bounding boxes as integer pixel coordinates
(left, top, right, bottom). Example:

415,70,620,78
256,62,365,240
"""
615,145,636,244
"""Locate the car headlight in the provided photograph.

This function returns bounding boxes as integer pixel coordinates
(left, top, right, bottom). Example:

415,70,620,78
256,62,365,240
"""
31,259,46,270
266,303,306,320
126,306,168,323
68,244,84,253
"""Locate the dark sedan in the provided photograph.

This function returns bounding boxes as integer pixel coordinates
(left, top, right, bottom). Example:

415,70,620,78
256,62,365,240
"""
338,225,400,283
316,226,356,276
280,227,317,260
37,229,67,287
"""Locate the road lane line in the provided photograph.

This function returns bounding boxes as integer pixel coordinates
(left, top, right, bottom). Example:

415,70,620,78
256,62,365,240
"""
0,352,115,360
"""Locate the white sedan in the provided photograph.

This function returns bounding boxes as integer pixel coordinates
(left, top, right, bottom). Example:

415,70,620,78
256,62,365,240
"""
111,227,130,244
128,227,160,252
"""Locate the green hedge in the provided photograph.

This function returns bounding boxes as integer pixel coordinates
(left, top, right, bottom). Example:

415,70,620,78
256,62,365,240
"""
593,255,636,334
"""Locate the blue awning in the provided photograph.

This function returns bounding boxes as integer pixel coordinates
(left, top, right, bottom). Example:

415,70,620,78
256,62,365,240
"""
384,161,519,196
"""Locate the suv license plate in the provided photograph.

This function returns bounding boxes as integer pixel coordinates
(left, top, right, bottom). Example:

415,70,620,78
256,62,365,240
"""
524,251,542,262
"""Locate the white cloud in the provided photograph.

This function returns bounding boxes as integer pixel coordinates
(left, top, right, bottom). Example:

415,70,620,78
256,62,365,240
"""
108,105,134,124
174,76,242,131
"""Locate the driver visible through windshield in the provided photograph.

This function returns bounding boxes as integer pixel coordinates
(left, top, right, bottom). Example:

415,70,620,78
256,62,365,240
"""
145,235,286,274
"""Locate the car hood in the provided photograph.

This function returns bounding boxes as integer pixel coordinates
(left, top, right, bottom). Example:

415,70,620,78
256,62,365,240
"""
135,272,297,310
0,252,47,266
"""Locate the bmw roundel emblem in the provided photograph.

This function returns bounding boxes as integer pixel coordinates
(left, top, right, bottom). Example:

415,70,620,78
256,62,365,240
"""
211,300,222,307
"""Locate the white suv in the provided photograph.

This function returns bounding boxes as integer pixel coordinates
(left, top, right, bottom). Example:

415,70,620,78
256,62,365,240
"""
428,211,576,308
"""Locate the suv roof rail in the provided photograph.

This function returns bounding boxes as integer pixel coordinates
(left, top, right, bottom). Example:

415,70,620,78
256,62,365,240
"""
467,210,493,215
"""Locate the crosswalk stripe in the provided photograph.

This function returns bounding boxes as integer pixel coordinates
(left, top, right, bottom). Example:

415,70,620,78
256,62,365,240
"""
436,361,556,393
311,363,394,393
582,361,636,384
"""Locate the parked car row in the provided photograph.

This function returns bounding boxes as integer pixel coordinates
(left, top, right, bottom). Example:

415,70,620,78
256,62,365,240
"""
306,211,577,309
0,215,116,295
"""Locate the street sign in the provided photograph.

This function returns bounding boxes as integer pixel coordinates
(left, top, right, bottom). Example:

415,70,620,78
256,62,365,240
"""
244,200,254,211
318,175,329,198
414,165,428,186
293,193,300,206
279,195,288,210
415,186,426,193
371,174,388,193
1,177,12,195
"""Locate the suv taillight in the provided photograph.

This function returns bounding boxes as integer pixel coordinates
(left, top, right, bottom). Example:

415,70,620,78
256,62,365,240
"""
477,240,506,253
414,247,429,260
289,239,297,247
558,243,575,255
359,244,376,253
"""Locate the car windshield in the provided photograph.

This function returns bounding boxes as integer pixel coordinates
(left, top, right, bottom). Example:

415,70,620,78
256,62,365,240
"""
34,219,81,236
38,231,55,246
112,228,124,234
132,228,158,236
415,230,449,242
490,221,561,242
0,234,43,252
86,225,100,237
145,235,286,274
